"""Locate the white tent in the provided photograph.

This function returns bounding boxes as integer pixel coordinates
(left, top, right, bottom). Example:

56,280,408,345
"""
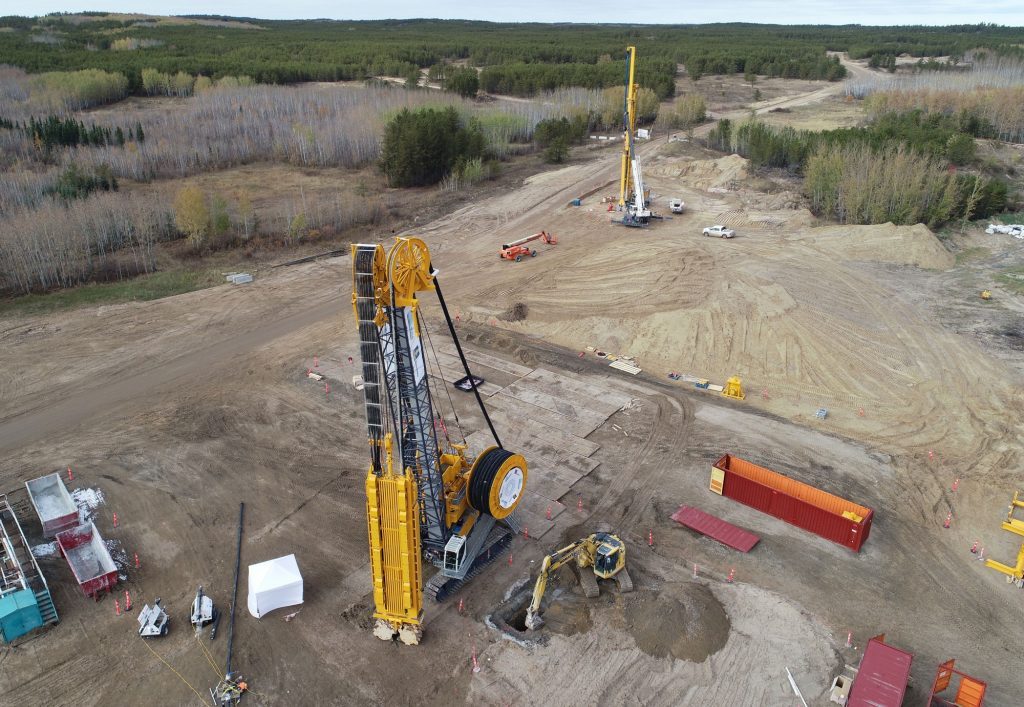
247,554,303,619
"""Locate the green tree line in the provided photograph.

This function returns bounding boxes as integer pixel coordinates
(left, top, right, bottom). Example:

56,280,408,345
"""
4,17,1021,95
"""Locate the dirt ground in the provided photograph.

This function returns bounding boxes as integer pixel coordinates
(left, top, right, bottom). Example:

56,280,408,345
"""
2,67,1024,706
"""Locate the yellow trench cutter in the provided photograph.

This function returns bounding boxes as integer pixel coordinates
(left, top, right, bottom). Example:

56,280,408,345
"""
365,436,423,645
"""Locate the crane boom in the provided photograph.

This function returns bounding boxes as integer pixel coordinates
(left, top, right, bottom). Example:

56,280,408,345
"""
352,237,530,645
618,46,638,208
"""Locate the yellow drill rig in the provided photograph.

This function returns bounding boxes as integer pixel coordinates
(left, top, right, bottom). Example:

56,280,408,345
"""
352,237,529,644
524,532,632,630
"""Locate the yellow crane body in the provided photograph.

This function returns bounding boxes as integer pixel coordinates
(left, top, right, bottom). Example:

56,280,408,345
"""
352,237,529,645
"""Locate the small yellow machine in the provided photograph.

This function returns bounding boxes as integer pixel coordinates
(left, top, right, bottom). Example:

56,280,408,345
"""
981,290,992,300
722,376,745,400
524,532,632,630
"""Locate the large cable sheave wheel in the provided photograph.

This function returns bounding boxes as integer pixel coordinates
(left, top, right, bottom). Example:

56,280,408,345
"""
468,447,527,520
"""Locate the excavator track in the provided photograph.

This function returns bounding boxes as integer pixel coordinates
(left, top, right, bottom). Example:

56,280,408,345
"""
615,568,634,593
578,567,600,599
425,526,514,602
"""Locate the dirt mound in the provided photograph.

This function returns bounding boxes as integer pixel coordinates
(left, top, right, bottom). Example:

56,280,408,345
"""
623,584,730,662
804,222,955,270
503,302,529,321
647,154,749,190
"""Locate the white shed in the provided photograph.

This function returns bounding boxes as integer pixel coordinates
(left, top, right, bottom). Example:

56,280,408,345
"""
247,554,303,618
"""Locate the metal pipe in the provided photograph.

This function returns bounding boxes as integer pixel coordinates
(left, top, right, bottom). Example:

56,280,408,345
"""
225,502,244,675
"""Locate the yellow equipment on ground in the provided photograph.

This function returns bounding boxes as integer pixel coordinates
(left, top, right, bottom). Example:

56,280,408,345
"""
981,290,992,300
352,238,528,645
1000,490,1024,537
983,491,1024,587
722,376,745,400
985,542,1024,587
524,532,632,630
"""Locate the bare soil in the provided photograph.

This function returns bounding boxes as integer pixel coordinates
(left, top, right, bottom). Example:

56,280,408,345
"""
2,68,1023,706
623,584,730,662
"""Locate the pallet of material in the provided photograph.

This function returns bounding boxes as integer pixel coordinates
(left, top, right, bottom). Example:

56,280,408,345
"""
609,360,641,375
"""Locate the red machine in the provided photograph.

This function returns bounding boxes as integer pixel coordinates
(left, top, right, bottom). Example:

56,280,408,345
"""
499,231,557,262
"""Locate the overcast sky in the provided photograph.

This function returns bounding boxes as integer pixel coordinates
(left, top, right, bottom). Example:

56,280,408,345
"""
6,1,1024,25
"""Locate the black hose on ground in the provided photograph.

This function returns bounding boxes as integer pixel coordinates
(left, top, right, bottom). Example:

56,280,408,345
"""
225,502,244,676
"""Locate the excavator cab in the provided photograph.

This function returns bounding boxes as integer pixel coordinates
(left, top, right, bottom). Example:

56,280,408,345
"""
592,533,626,580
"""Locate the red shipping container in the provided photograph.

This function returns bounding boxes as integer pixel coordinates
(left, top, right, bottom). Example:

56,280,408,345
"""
710,454,874,552
848,635,913,707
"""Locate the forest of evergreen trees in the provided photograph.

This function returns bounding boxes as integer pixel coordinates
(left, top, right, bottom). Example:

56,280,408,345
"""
3,16,1022,97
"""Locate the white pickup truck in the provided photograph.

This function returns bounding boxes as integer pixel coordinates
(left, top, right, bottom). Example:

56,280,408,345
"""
669,198,685,214
702,225,735,238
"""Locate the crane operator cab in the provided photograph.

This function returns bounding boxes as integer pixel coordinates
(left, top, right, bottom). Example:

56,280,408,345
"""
592,533,626,579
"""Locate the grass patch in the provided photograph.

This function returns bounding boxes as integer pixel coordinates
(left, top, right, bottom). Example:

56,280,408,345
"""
997,267,1024,295
0,268,224,317
955,246,990,264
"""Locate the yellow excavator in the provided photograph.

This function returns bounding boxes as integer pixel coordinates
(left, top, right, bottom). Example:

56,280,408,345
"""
524,532,632,630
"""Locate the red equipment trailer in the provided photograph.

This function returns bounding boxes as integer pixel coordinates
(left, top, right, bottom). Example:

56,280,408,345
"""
710,454,874,552
56,523,118,598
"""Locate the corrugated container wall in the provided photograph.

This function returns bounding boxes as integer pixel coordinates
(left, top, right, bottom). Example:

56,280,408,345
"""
710,454,874,552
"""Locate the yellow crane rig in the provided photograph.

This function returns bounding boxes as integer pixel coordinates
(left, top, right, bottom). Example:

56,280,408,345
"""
352,237,529,644
616,46,652,228
524,532,632,630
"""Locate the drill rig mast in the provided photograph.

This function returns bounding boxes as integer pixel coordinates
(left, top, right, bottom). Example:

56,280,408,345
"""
352,237,528,645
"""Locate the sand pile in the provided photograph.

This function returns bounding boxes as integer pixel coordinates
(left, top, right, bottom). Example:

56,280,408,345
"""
647,154,749,190
803,222,955,270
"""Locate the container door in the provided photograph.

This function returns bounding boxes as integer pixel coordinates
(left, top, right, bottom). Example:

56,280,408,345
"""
709,468,725,495
954,677,987,707
847,524,860,550
932,660,954,694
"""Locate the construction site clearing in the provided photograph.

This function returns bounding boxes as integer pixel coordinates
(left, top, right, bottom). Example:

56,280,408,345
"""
2,92,1024,706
